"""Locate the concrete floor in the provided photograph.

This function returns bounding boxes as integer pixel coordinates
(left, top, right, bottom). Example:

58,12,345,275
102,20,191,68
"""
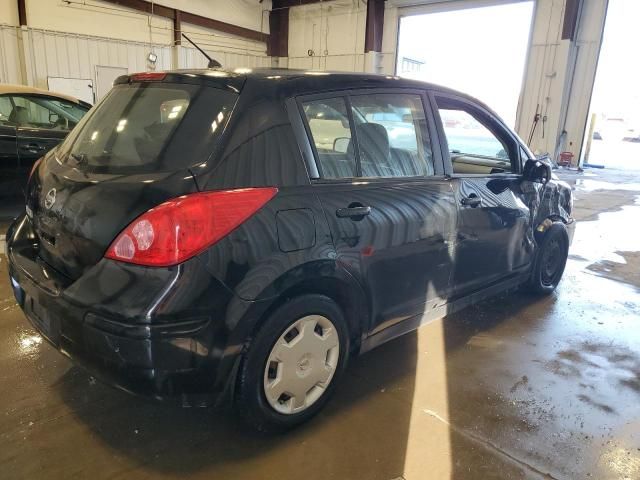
0,167,639,480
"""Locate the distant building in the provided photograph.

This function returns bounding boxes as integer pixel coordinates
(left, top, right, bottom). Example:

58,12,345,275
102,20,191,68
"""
400,57,425,74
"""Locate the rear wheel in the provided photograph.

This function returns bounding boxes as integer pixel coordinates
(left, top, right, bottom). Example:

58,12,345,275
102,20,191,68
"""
527,222,569,294
236,295,349,432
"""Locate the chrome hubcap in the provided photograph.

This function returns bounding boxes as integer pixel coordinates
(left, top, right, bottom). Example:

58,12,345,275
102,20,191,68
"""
263,315,340,415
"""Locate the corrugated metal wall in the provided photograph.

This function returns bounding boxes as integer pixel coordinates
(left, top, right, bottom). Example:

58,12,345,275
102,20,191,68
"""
516,0,608,162
559,0,609,164
0,23,269,90
23,28,173,90
0,25,22,84
287,1,371,72
179,45,271,69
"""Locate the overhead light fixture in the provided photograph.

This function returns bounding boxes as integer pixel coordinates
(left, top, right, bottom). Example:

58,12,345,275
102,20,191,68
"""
146,51,158,71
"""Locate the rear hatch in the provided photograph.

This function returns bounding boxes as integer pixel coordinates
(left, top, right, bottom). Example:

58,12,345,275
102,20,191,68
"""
25,74,240,280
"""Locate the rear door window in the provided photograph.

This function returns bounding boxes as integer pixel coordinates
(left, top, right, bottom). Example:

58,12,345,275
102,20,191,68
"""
302,92,434,179
58,83,237,173
301,97,357,179
350,93,433,177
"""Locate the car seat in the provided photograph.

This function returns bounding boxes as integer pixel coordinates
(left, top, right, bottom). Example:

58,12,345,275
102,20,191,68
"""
8,106,30,126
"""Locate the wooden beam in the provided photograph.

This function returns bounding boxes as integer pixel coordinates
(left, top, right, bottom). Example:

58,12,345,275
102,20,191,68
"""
105,0,175,19
562,0,582,41
272,0,324,8
173,9,181,46
100,0,268,44
268,7,289,57
180,11,268,44
17,0,27,26
364,0,385,53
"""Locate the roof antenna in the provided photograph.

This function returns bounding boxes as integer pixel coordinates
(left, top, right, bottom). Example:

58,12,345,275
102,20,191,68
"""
181,33,221,68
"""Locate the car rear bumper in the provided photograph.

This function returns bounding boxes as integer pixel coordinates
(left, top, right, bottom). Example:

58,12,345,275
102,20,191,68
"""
7,214,249,403
12,274,208,400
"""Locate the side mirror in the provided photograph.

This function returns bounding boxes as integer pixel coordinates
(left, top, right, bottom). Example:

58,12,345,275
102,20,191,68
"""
333,137,350,153
523,157,551,184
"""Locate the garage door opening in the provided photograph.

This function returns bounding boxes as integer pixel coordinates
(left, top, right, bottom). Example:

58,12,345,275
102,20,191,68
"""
396,1,534,128
581,0,640,172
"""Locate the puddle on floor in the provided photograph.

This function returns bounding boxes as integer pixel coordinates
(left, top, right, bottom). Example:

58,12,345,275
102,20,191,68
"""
573,178,640,192
569,195,640,289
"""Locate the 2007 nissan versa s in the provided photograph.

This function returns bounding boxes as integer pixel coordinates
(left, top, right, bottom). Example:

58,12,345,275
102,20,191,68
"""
7,68,575,432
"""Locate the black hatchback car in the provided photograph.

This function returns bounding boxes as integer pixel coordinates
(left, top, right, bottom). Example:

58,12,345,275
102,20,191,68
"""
6,69,574,431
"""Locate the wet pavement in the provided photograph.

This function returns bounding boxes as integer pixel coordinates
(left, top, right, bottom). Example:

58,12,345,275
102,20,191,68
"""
0,167,639,479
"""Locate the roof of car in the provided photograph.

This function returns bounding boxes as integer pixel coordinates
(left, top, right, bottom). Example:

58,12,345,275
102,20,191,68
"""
123,67,465,98
0,83,84,104
116,68,500,119
170,67,434,83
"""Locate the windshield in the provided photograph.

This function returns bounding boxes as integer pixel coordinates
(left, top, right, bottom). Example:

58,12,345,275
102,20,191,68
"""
58,82,237,174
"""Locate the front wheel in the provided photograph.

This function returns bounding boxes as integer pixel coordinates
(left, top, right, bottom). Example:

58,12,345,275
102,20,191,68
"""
235,294,349,432
527,222,569,294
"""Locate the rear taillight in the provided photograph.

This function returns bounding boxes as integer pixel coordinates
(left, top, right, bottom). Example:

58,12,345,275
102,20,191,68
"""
105,187,278,267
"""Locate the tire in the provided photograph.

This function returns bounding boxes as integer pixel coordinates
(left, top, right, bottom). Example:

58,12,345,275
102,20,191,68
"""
235,294,349,432
527,222,569,294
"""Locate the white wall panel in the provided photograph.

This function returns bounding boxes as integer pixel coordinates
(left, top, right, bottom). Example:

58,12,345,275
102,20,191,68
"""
181,22,267,56
177,22,269,70
0,24,270,91
516,0,568,154
1,0,269,89
0,25,22,84
288,0,372,73
21,0,271,40
561,0,609,164
178,45,270,70
517,0,608,163
24,0,174,45
169,0,271,33
24,28,172,91
0,0,18,25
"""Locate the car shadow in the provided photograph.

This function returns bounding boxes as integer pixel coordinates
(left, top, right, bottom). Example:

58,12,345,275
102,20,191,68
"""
52,290,546,479
53,330,418,479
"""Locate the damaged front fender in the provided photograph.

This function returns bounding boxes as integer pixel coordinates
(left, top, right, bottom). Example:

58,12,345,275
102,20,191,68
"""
521,178,575,245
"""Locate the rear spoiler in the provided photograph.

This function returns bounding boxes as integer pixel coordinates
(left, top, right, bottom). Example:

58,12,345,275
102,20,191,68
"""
114,71,246,94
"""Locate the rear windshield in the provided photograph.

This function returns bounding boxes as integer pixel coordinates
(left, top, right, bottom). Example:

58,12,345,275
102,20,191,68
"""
57,82,237,173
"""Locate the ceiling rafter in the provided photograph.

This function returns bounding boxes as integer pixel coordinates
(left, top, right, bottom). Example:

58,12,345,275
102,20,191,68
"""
93,0,269,43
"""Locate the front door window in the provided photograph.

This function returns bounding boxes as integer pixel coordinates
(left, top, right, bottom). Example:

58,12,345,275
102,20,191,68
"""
436,97,516,175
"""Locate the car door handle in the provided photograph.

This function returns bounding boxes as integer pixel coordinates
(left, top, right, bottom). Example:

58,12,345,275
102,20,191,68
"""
461,195,482,208
20,143,46,152
336,205,371,219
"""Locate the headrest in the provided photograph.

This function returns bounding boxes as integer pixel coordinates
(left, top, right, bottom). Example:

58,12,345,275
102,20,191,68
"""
347,123,390,163
9,106,30,125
